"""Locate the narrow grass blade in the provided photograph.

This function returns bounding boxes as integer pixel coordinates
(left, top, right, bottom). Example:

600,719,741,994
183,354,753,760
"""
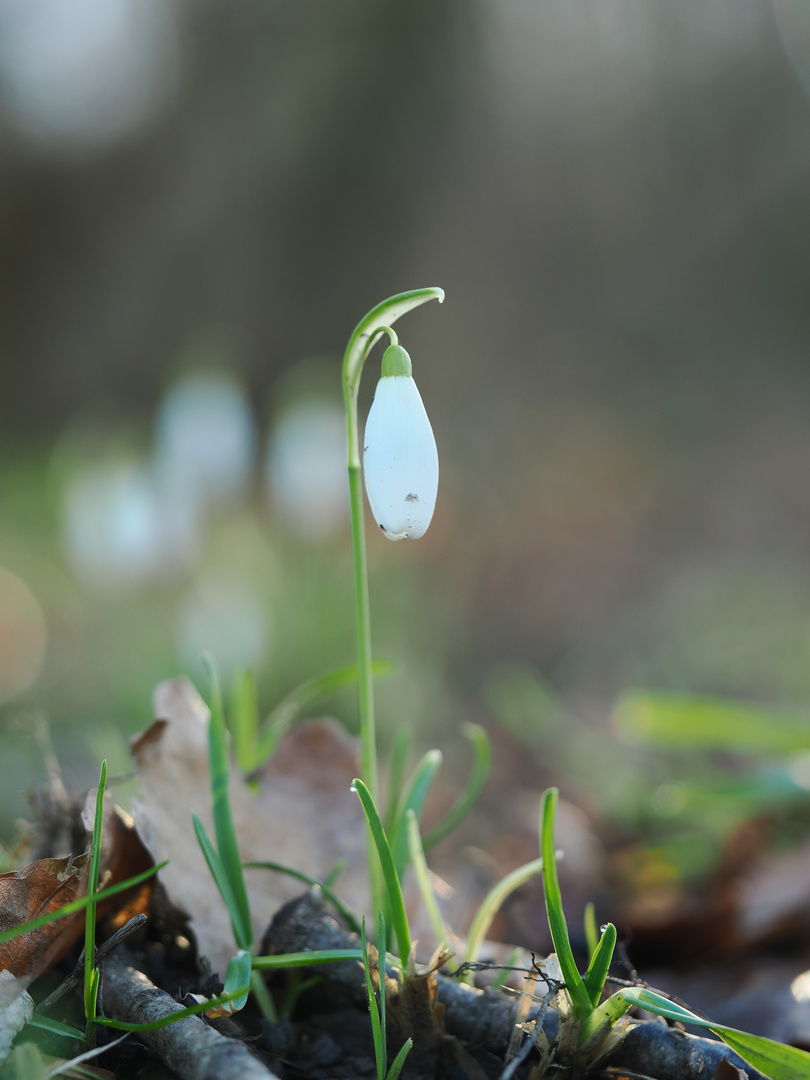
539,788,593,1026
406,809,448,950
577,989,635,1052
615,692,810,753
221,949,252,1014
257,660,394,764
323,858,347,888
361,918,385,1080
0,861,165,946
583,901,598,962
250,968,278,1022
377,912,388,1074
192,812,241,940
84,967,100,1045
230,668,259,774
582,922,616,1007
203,655,253,951
96,986,250,1031
244,860,361,934
84,761,106,1032
252,949,364,969
618,987,810,1080
25,1014,84,1040
47,1034,129,1077
384,728,410,833
389,749,442,881
462,857,544,985
386,1037,413,1080
716,1029,810,1080
353,779,411,966
421,724,491,851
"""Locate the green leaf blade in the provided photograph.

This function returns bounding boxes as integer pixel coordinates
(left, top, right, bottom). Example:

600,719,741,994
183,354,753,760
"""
388,749,442,882
619,987,810,1080
361,919,385,1080
582,922,616,1007
353,779,412,965
713,1028,810,1080
203,656,253,952
257,660,394,764
615,692,810,753
230,668,259,774
386,1037,413,1080
243,859,361,934
421,723,491,852
222,949,253,1014
97,986,250,1032
192,812,245,948
406,809,448,950
462,856,543,984
252,949,363,970
539,788,593,1027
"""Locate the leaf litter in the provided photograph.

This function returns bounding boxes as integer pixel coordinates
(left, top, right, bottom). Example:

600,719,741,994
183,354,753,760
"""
2,677,810,1077
130,677,369,975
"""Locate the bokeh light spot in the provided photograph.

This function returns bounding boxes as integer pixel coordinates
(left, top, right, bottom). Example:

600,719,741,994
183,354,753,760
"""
0,567,47,703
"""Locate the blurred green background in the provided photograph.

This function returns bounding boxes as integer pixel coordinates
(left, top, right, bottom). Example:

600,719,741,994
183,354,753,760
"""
3,0,810,904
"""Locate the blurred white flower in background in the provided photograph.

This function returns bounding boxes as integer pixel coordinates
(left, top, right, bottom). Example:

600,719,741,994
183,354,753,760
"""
61,457,192,589
154,372,255,511
176,574,270,682
0,0,179,147
266,397,347,541
60,372,254,591
0,567,47,703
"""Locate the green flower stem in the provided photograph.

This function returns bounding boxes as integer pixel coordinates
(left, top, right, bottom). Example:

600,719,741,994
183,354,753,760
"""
341,288,444,913
345,460,377,798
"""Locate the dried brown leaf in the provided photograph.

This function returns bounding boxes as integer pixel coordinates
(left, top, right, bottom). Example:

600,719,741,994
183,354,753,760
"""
0,852,90,979
129,677,368,973
79,796,154,929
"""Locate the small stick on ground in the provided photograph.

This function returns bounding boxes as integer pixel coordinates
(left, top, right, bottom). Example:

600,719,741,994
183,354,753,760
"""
262,891,767,1080
36,914,148,1013
101,946,278,1080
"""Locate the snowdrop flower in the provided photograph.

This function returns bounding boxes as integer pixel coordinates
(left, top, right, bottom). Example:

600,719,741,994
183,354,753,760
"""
363,343,438,540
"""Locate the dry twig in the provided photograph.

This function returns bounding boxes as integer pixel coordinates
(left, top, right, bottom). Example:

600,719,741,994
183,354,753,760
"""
101,947,278,1080
262,891,767,1080
36,913,148,1013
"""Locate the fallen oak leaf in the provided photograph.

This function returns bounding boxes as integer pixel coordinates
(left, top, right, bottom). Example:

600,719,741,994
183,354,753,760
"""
129,677,368,973
0,853,90,980
79,796,154,930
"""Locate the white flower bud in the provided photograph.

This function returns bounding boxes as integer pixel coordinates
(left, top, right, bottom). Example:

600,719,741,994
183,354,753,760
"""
363,345,439,540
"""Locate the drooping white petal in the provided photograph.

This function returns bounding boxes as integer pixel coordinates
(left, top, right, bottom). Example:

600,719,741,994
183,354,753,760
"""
363,375,439,540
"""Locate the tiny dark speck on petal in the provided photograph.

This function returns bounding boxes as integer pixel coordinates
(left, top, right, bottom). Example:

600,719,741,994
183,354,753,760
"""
405,493,419,502
379,522,385,531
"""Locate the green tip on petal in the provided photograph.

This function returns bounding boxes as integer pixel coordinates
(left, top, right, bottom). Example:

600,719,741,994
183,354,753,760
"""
381,345,412,378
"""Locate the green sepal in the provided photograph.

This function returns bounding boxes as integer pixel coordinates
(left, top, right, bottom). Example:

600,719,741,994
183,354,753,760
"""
381,345,412,378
